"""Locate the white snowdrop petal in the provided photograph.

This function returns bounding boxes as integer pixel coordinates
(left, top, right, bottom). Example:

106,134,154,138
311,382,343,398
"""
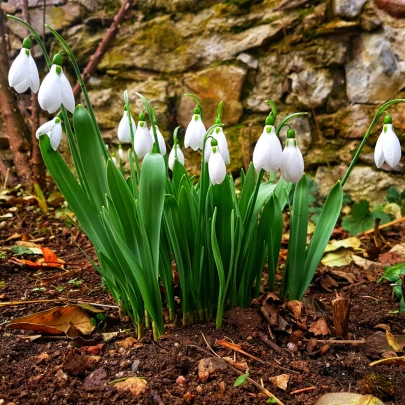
267,133,283,172
185,115,206,151
36,118,57,139
59,71,75,113
374,131,385,168
150,126,167,155
168,145,185,170
383,127,401,168
117,113,133,143
208,151,226,185
49,123,62,151
118,148,125,160
28,53,40,93
14,78,30,93
281,142,304,183
134,124,153,158
38,66,61,113
8,49,28,88
253,133,272,171
216,128,230,164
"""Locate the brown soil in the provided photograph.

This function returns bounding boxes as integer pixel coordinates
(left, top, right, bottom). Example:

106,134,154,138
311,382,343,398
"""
1,208,405,404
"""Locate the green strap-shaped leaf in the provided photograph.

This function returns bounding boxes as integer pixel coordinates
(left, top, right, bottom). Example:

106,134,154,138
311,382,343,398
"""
299,181,343,298
139,152,166,274
73,105,108,209
239,163,256,218
286,175,308,300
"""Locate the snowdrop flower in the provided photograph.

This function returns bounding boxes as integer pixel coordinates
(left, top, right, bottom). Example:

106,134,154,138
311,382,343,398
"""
117,109,135,144
168,139,185,171
111,155,119,168
38,53,75,114
134,112,153,158
36,116,63,151
150,121,167,155
280,129,304,183
8,37,40,93
184,107,206,151
204,126,230,164
208,139,226,185
118,145,125,161
253,124,282,172
374,115,401,169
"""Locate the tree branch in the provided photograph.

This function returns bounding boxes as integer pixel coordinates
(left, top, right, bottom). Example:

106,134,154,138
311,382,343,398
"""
73,0,136,97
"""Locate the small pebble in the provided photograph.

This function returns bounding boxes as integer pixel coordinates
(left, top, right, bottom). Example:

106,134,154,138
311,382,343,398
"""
174,342,179,347
118,347,126,354
120,360,132,369
131,359,141,373
115,371,134,378
176,375,187,386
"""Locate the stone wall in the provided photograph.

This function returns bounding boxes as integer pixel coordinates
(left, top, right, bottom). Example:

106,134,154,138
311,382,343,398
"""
4,0,405,201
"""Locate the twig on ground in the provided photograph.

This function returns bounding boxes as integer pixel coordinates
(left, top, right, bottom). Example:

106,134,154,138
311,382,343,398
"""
358,216,405,236
0,298,118,309
290,386,316,395
302,339,365,344
201,333,285,405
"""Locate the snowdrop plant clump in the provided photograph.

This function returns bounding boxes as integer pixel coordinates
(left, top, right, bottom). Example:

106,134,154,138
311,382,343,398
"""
8,16,404,338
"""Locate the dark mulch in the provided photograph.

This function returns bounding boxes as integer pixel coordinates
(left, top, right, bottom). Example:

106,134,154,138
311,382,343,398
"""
0,206,405,404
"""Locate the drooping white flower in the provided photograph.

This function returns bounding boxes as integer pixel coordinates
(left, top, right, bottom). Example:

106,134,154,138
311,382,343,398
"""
374,119,401,169
134,119,153,158
150,124,167,155
118,111,135,144
253,125,283,172
8,38,39,94
168,142,185,171
118,145,125,161
111,155,119,168
208,141,226,185
280,131,304,183
204,127,230,164
36,117,63,151
184,110,206,151
38,54,75,114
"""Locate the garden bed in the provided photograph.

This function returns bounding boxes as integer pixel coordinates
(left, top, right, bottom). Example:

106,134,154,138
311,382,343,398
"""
1,208,405,405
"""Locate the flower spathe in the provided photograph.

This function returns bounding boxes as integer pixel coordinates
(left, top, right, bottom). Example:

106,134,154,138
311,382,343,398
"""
374,122,401,169
118,145,125,161
38,56,75,114
168,143,185,171
134,120,153,158
208,145,226,185
204,127,230,164
36,117,63,151
118,111,135,144
253,125,283,172
150,124,167,155
280,137,304,183
184,112,206,151
8,46,40,94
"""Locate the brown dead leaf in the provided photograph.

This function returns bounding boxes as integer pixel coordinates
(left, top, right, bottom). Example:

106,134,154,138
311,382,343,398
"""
286,300,303,318
386,330,403,352
269,374,289,390
5,233,21,242
116,336,139,348
6,305,95,337
309,318,330,336
222,356,249,372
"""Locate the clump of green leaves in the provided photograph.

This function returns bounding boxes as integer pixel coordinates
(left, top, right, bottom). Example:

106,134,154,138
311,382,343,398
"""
377,263,405,313
91,313,106,329
386,186,405,215
233,373,249,387
342,200,391,235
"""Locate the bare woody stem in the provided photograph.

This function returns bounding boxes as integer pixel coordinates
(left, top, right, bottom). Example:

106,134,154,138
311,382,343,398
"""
73,0,135,96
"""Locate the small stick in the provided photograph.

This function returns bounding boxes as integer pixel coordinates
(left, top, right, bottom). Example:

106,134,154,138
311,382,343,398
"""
302,339,365,344
359,216,405,236
202,334,285,405
331,293,351,338
0,298,118,309
216,339,265,363
258,332,282,353
290,386,316,395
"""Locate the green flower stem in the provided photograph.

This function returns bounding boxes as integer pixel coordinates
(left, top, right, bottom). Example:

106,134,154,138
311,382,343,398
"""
45,25,109,161
185,93,203,120
341,99,405,187
135,92,161,155
123,90,141,176
276,112,308,136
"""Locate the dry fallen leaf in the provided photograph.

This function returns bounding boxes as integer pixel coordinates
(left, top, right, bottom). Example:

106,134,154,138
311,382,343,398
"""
223,356,249,372
7,305,95,337
116,336,139,348
386,330,403,352
9,245,64,269
309,318,330,336
269,374,289,391
324,237,362,253
321,248,354,267
286,300,303,318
